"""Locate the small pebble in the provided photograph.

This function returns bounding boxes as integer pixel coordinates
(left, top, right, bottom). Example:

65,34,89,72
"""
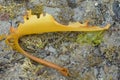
95,2,98,7
113,1,120,20
48,46,56,53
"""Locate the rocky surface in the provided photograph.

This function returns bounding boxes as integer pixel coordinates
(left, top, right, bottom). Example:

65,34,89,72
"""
0,0,120,80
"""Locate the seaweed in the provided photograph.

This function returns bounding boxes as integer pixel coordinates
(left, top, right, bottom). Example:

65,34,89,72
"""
4,10,110,76
76,31,104,46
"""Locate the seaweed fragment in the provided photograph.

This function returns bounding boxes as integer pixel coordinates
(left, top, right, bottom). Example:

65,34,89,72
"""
76,31,104,46
4,10,110,76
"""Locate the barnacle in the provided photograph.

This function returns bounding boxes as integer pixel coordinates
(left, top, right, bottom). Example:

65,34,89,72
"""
4,10,110,76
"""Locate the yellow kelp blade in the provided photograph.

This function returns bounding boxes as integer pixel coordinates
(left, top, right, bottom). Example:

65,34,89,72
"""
17,10,110,36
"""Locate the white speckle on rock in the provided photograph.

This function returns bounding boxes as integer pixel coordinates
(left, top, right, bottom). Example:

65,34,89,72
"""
48,46,56,53
95,2,98,6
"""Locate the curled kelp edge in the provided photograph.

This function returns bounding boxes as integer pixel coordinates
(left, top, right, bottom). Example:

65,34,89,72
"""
20,10,110,35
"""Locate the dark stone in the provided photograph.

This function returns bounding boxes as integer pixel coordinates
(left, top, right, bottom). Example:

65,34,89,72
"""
112,1,120,21
67,0,77,9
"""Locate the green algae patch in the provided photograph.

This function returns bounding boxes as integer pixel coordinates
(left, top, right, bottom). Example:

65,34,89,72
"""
76,31,104,46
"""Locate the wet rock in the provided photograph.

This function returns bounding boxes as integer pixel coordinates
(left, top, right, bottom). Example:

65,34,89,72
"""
40,0,68,7
47,46,56,53
0,21,10,34
67,0,77,9
102,0,110,3
112,1,120,21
